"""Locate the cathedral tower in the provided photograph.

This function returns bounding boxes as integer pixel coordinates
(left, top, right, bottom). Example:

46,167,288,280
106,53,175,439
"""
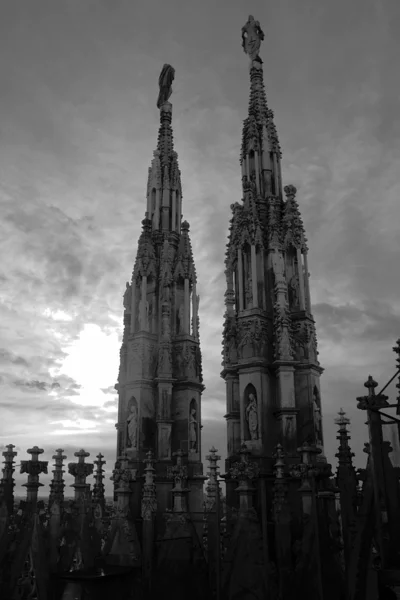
115,65,205,520
222,16,325,504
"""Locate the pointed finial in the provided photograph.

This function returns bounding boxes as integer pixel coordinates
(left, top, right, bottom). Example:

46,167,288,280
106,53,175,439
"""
284,185,297,200
335,408,350,430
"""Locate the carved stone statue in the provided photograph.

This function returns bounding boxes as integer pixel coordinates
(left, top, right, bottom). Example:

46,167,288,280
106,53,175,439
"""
241,15,265,64
127,404,138,449
157,64,175,109
245,393,259,441
123,282,132,312
189,406,197,451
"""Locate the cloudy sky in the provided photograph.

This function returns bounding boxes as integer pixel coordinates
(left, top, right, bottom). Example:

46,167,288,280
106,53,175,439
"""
1,0,399,496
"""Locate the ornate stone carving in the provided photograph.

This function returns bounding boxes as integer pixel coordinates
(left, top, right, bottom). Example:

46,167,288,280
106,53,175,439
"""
241,15,264,64
292,320,319,361
237,316,270,359
141,451,157,520
273,301,294,360
157,64,175,108
184,345,196,377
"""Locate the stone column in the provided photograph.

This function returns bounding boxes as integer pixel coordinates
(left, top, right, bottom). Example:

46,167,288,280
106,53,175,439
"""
192,281,197,338
155,189,161,229
251,244,258,308
246,155,250,179
20,446,48,506
177,193,182,232
254,150,260,194
130,277,137,333
171,190,176,231
184,277,190,334
237,248,244,311
303,252,311,312
140,275,148,331
167,450,189,513
296,249,306,310
261,251,266,309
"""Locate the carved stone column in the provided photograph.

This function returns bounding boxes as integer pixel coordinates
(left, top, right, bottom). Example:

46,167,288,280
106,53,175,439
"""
93,453,106,510
251,244,258,307
192,281,197,338
184,277,190,334
130,277,137,333
237,248,244,311
155,189,161,229
171,190,176,231
254,150,260,194
296,248,306,310
140,275,148,331
303,252,311,312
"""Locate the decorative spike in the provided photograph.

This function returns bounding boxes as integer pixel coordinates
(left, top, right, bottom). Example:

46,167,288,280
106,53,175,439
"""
167,450,189,513
334,410,355,468
357,375,389,411
92,453,106,509
141,450,157,520
1,443,17,514
49,448,66,506
20,446,48,506
205,446,221,510
68,449,93,500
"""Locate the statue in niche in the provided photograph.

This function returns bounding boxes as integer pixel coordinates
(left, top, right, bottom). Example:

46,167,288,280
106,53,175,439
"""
126,401,138,449
245,392,259,441
241,15,265,64
245,274,253,309
157,64,175,108
185,347,196,376
189,403,198,451
178,303,185,334
123,282,132,312
289,273,300,308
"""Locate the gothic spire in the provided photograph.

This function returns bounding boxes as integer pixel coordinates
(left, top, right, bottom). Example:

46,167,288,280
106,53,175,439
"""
240,16,282,199
146,65,182,233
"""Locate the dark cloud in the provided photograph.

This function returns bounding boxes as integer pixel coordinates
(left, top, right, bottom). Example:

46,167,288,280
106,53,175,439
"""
0,349,29,367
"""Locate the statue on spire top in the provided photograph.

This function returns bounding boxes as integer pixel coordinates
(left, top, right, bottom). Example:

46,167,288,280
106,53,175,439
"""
157,64,175,108
241,15,264,64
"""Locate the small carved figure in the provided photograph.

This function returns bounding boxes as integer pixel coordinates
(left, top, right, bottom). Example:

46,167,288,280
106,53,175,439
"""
127,404,138,449
123,282,132,311
189,406,197,451
246,393,259,440
157,64,175,108
241,15,265,64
